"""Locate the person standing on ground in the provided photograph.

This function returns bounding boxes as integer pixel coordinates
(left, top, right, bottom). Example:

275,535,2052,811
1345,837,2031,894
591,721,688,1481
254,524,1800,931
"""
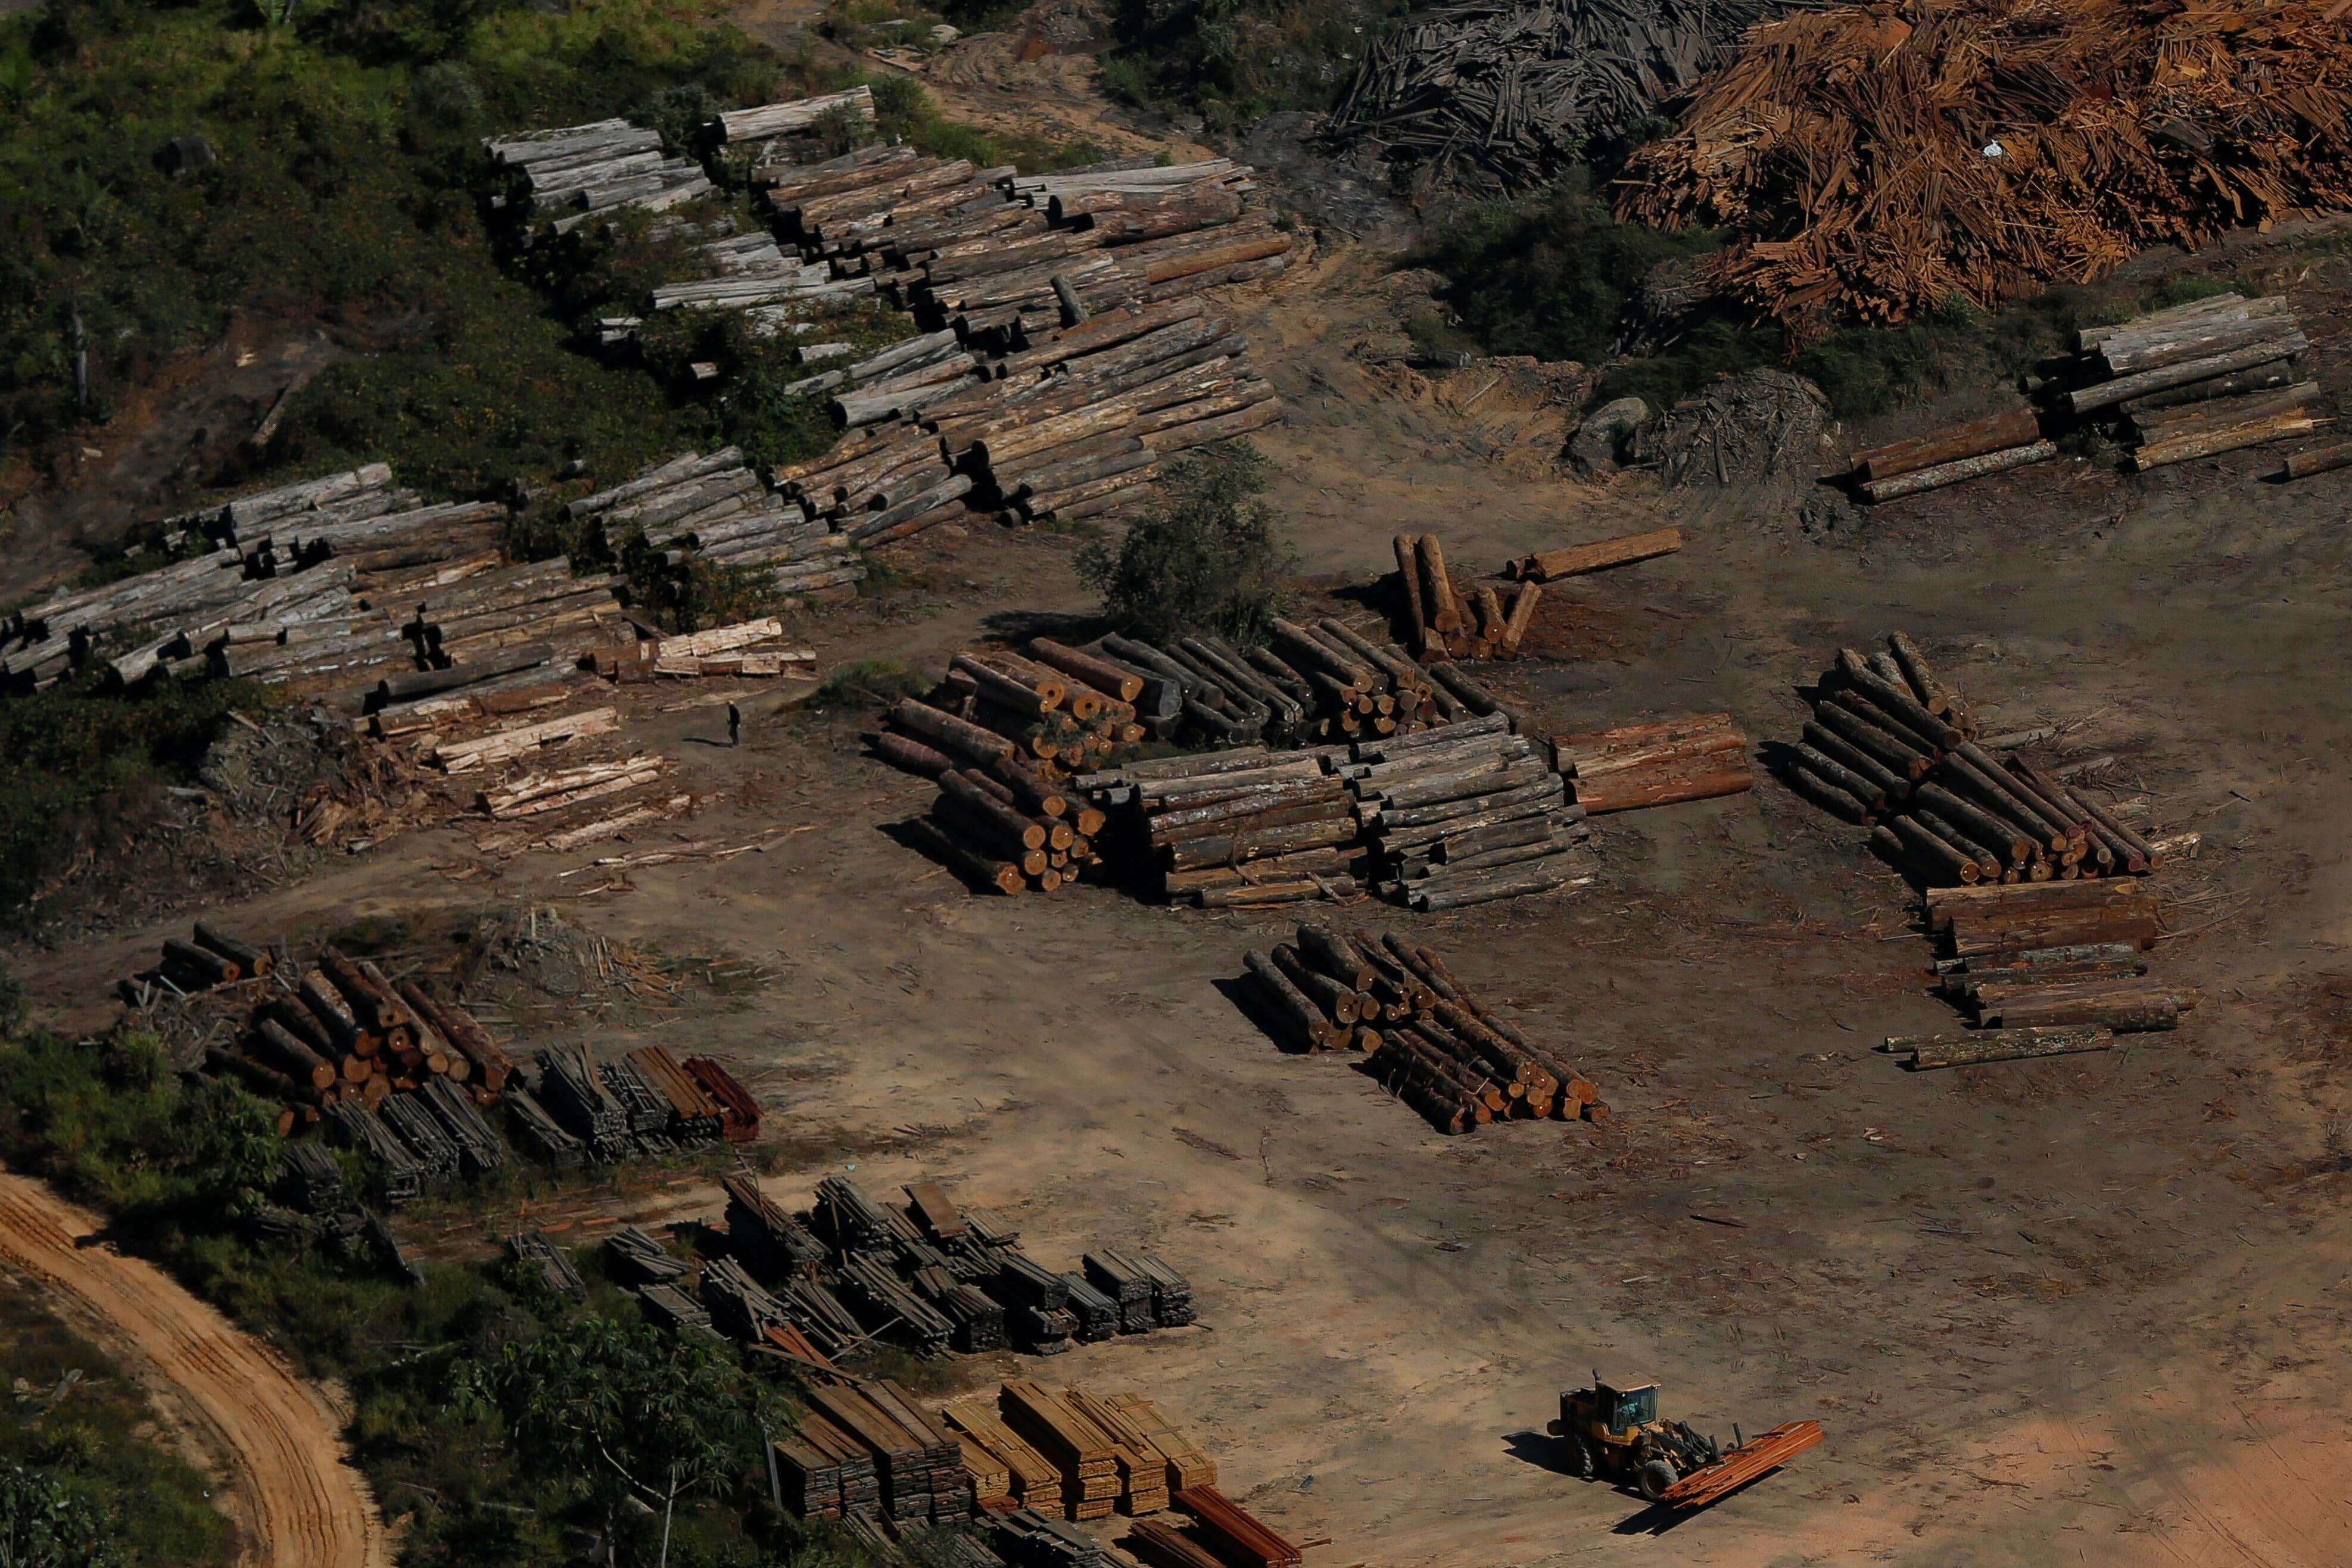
727,702,742,747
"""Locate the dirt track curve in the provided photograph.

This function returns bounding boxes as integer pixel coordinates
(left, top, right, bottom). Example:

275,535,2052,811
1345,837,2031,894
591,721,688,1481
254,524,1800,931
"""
0,1168,390,1568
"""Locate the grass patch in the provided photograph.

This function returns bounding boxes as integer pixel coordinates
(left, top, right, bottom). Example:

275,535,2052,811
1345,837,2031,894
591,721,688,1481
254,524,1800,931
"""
1411,175,2291,420
808,657,925,710
0,1289,233,1566
0,671,280,926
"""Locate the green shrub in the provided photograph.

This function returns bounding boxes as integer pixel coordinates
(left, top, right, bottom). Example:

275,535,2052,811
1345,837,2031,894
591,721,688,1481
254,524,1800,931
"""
808,657,924,711
1102,0,1407,129
1076,441,1292,646
0,1460,118,1568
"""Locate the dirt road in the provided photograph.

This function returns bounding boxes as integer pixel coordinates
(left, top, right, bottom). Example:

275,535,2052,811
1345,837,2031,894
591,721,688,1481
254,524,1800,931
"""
0,1169,390,1568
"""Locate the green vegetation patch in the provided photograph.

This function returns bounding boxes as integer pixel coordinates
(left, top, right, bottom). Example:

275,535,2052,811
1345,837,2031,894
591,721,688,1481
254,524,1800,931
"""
1076,439,1292,646
1099,0,1410,132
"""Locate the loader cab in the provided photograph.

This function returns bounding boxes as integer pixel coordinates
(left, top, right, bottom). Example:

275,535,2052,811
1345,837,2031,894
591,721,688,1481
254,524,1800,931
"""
1598,1383,1658,1438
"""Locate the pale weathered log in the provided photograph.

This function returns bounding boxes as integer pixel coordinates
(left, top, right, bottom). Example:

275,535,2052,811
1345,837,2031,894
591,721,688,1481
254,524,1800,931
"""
1858,441,2058,503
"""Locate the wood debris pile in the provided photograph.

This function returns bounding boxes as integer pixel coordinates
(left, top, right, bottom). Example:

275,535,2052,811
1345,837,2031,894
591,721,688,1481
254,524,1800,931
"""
1553,712,1753,814
484,118,718,239
1,465,624,710
1394,532,1542,662
1325,0,1824,197
1619,0,2352,336
1242,924,1603,1134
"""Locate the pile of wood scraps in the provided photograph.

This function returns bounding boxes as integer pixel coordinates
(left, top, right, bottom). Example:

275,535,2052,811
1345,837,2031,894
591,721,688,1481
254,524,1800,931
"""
484,119,712,239
1326,0,1825,196
1620,0,2352,336
1395,532,1541,662
1553,712,1753,815
1242,923,1602,1134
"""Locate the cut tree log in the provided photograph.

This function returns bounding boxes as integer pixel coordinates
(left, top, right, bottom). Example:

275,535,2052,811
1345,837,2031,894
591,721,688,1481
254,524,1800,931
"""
1508,527,1683,581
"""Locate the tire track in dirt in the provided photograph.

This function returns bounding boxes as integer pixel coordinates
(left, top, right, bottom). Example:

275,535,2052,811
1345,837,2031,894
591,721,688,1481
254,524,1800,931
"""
0,1168,390,1568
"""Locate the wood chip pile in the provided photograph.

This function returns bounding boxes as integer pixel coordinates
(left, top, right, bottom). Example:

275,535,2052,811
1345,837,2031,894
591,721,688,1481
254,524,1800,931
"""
1619,0,2352,337
1325,0,1823,195
1553,712,1753,815
1,465,624,710
1242,924,1603,1134
484,118,716,239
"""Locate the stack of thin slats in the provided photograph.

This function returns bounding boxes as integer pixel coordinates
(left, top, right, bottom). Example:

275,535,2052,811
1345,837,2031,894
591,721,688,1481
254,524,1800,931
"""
943,1395,1064,1516
623,1044,725,1142
1000,1381,1122,1522
603,1225,688,1286
1173,1486,1302,1568
506,1231,587,1301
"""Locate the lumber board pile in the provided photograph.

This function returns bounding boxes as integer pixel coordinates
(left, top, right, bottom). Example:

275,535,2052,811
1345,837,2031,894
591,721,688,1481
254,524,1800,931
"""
724,1174,1192,1360
1553,712,1753,815
1172,1486,1302,1568
1656,1420,1825,1510
993,1507,1111,1566
506,1230,588,1301
518,1040,752,1161
1326,0,1824,195
2037,294,2323,472
484,119,712,239
1243,924,1602,1133
1395,533,1541,662
0,465,624,712
571,448,867,603
1621,1,2352,337
779,1379,970,1526
604,1224,691,1286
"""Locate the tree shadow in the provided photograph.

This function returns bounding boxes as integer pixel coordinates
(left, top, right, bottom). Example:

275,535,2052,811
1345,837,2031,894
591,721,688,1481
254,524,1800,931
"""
1213,973,1316,1056
978,607,1105,643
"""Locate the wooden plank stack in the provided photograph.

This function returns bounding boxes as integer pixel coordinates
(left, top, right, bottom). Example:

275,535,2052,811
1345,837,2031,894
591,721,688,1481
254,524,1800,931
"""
1326,0,1823,196
944,1395,1065,1516
1172,1486,1303,1568
1396,532,1544,661
506,1230,587,1301
1244,924,1602,1134
1620,4,2352,337
484,119,712,239
570,447,866,604
2039,294,2322,472
1553,712,1753,815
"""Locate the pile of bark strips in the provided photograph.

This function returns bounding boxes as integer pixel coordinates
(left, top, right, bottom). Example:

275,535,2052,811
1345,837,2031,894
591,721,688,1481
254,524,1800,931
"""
1619,0,2352,338
1325,0,1824,198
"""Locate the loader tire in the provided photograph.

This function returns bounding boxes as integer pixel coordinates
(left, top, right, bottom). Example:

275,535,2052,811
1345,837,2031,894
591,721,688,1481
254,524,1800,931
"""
1572,1439,1596,1481
1638,1459,1676,1501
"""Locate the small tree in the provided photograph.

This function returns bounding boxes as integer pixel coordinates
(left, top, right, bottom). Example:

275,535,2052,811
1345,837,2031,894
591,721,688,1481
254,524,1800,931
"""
0,1461,115,1568
456,1320,767,1566
1075,441,1294,646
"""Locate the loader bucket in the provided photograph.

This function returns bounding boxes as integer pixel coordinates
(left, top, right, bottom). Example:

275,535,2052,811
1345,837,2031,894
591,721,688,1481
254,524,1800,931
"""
1655,1420,1825,1510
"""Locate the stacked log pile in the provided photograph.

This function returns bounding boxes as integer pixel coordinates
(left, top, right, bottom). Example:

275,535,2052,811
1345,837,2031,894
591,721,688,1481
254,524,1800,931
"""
1325,0,1824,195
1920,880,2192,1035
1553,712,1754,816
2040,294,2322,472
1,465,624,712
1395,533,1541,662
572,448,867,604
1619,2,2352,337
484,119,712,240
589,617,815,684
120,921,272,1005
1840,409,2055,505
1348,715,1590,908
1242,924,1602,1134
1771,633,2163,889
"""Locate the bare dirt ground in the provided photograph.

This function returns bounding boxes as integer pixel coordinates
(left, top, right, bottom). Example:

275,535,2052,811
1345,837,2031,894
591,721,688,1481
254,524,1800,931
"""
0,1168,390,1568
13,58,2352,1568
